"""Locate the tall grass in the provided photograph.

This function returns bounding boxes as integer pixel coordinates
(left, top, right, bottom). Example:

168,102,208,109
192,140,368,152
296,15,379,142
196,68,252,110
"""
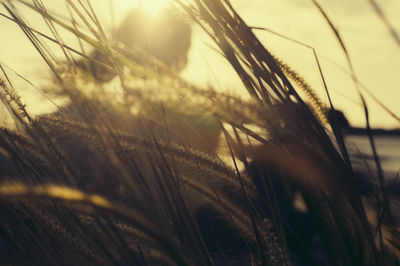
0,0,399,265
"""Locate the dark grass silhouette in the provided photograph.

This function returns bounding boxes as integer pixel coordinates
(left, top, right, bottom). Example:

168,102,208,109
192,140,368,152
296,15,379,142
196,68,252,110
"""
0,1,399,265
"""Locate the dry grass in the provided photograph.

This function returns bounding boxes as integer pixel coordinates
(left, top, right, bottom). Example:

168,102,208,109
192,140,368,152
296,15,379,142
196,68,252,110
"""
0,0,399,265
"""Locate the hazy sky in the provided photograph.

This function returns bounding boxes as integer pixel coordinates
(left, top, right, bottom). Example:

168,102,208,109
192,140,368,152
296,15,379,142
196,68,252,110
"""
0,0,399,128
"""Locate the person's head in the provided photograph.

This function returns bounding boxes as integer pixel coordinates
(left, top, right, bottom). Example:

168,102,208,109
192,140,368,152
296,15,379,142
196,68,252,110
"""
76,7,192,82
114,7,191,73
327,109,350,136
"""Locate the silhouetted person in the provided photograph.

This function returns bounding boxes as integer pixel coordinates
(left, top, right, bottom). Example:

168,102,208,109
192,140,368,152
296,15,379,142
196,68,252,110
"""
327,109,350,136
76,7,191,82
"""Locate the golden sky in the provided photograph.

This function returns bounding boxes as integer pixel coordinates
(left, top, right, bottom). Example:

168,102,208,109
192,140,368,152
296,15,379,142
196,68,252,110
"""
0,0,399,128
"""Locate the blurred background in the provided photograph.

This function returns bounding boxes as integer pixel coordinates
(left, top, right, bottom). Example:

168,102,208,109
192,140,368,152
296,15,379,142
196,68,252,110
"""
0,0,399,129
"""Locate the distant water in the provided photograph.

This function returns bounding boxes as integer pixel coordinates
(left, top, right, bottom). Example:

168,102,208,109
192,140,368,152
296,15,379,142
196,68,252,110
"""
347,135,400,180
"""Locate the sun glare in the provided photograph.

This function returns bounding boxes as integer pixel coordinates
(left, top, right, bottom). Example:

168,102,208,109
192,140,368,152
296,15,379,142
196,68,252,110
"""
138,0,172,16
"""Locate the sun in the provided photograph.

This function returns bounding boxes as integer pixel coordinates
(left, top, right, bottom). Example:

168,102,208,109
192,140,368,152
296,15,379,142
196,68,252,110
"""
114,0,187,20
138,0,172,16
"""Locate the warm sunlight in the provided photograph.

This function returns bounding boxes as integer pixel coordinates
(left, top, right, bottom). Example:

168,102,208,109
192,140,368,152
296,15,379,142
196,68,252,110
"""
0,1,399,265
136,0,172,15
